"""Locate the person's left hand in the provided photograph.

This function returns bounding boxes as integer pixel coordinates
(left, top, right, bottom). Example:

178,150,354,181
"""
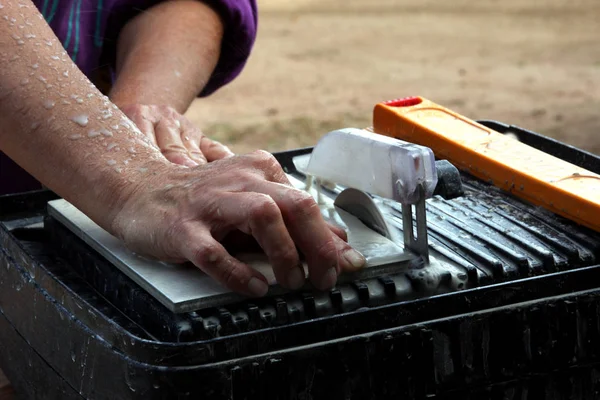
118,104,234,167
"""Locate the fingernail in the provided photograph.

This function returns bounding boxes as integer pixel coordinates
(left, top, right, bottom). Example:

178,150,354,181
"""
248,277,268,297
318,267,337,290
184,159,199,168
286,266,305,290
343,249,366,269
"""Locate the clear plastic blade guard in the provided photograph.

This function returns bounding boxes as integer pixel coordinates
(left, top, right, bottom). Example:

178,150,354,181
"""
294,128,438,204
294,128,438,261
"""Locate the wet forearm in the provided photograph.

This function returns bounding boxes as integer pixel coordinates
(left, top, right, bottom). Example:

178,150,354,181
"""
109,0,224,113
0,0,168,230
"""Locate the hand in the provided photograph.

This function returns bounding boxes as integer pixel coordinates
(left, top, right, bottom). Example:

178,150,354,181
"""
118,104,233,167
111,151,366,297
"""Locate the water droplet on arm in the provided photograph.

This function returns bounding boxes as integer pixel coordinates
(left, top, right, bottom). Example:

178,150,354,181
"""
69,134,82,140
107,159,117,166
70,115,89,127
88,129,101,138
20,78,29,85
43,100,55,109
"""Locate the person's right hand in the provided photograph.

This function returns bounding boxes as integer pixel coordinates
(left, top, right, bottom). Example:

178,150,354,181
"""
110,150,367,297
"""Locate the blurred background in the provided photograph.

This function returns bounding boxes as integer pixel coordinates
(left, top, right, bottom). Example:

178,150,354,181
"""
187,0,600,154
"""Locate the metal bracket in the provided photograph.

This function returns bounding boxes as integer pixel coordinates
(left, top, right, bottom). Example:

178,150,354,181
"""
401,184,429,263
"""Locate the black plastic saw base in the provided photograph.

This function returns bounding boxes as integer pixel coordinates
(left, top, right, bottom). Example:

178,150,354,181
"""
2,120,600,399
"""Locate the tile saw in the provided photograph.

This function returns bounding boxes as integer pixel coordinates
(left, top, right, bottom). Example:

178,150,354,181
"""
45,95,600,315
47,127,463,313
4,96,600,399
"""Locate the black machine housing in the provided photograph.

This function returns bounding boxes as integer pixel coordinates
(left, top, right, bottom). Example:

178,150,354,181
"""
2,121,600,399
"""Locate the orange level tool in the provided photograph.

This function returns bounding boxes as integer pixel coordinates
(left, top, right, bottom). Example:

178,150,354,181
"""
372,96,600,233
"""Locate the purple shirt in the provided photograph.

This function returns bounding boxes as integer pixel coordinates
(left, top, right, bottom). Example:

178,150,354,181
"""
0,0,257,195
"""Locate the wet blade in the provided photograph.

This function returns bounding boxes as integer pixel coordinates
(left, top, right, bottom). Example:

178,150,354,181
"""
334,188,393,240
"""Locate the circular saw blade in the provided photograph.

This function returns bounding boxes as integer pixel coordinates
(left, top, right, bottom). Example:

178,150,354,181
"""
333,188,393,239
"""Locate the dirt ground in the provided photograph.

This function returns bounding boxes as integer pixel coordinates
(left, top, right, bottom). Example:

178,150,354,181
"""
187,0,600,155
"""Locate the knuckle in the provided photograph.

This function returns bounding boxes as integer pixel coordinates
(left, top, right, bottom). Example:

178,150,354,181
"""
126,107,144,120
189,150,207,159
272,168,290,184
219,262,240,288
137,105,151,116
192,243,222,266
161,105,178,117
288,191,320,218
162,145,188,154
251,150,280,170
231,169,258,185
272,246,298,265
249,195,281,225
315,239,338,262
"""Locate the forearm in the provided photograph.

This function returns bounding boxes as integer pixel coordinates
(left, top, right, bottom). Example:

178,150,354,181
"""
0,1,168,230
109,0,224,113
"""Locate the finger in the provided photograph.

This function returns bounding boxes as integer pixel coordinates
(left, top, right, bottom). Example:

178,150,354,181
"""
328,223,348,242
216,192,305,290
252,182,367,290
178,119,211,164
179,224,269,297
180,118,234,162
127,113,158,147
155,117,202,167
200,136,235,162
332,234,365,272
